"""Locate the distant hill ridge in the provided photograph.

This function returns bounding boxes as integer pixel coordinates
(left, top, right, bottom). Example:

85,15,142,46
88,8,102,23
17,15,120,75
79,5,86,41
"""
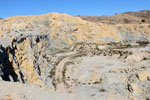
78,10,150,24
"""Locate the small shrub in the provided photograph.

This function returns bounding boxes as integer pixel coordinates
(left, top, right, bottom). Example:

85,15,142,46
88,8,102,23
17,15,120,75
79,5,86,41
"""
99,88,106,92
141,19,145,23
124,18,129,23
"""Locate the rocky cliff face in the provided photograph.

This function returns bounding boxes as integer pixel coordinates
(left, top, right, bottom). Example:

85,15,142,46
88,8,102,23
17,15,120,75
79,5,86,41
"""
0,13,150,100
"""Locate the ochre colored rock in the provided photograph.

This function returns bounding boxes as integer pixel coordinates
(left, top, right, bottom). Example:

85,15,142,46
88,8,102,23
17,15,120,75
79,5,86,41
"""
137,72,150,81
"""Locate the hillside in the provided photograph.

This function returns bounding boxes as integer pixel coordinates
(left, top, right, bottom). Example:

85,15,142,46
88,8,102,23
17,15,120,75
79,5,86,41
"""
0,12,150,100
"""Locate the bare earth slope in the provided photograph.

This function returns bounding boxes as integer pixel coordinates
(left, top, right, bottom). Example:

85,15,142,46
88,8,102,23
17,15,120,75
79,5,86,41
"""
0,12,150,100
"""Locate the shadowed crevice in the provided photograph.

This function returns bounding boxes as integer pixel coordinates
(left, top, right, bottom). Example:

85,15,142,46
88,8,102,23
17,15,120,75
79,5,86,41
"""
0,45,18,82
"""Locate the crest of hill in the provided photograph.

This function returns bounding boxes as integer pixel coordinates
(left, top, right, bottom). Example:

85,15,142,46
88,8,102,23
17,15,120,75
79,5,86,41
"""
0,12,150,45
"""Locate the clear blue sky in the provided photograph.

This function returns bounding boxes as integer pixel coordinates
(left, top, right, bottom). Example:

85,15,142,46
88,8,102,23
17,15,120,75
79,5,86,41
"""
1,0,150,18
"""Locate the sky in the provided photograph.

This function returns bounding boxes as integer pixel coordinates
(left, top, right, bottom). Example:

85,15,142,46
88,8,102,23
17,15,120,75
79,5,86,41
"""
0,0,150,18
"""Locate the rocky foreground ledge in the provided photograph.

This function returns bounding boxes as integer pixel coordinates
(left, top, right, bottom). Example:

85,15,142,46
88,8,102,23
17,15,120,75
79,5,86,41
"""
0,13,150,100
